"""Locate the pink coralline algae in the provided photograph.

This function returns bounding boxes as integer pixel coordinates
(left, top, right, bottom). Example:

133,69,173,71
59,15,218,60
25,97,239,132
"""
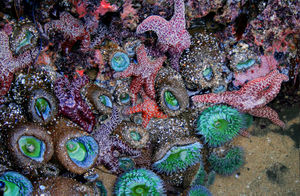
54,75,96,133
185,0,222,21
0,30,38,104
121,0,140,30
71,0,118,19
93,106,140,174
114,44,166,104
193,70,289,128
233,55,278,86
136,0,191,71
244,0,298,52
123,91,168,128
214,0,246,24
44,12,90,51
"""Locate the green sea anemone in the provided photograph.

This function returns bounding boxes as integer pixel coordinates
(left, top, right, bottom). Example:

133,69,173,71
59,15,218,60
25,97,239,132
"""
118,157,135,172
196,105,244,147
152,142,202,175
110,51,130,72
208,146,245,176
18,135,46,162
236,59,256,71
86,85,113,114
28,89,58,125
0,171,33,196
188,185,212,196
191,165,216,188
65,136,99,170
118,122,149,149
241,113,253,129
190,165,206,187
114,168,165,196
9,124,54,169
202,67,213,81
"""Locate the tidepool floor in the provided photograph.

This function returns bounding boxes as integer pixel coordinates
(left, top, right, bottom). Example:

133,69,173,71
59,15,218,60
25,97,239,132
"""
210,101,300,196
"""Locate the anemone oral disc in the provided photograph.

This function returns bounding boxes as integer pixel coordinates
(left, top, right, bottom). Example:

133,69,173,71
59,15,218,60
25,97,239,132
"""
66,140,87,162
18,136,45,161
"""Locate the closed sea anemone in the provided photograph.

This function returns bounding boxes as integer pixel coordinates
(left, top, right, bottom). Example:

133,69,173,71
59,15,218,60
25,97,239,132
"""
118,157,135,172
114,168,165,196
196,105,244,147
0,171,33,196
208,146,245,176
115,122,149,149
152,142,202,175
113,79,133,106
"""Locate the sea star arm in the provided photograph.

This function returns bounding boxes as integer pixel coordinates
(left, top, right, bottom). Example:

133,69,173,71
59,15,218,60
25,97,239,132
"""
54,77,69,100
142,113,152,128
0,72,13,104
72,75,89,90
192,92,227,104
113,63,135,78
124,103,143,115
239,70,280,95
257,73,289,104
170,0,186,29
144,74,156,100
103,106,122,134
99,153,120,173
136,15,170,42
112,137,140,156
136,44,147,64
248,106,285,128
154,111,168,119
129,77,144,104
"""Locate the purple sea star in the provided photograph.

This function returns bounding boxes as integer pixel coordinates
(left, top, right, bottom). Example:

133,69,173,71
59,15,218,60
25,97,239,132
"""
114,44,166,104
192,70,289,127
0,30,38,104
136,0,191,71
54,75,96,133
92,106,140,174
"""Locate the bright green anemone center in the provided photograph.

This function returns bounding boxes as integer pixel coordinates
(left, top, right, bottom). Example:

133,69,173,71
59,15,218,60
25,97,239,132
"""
202,67,213,81
130,130,141,141
35,97,51,120
164,91,179,110
18,136,42,158
169,148,188,162
120,93,130,104
131,184,149,196
0,180,20,196
66,140,87,162
99,95,112,108
213,119,229,131
236,59,255,70
15,30,34,54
